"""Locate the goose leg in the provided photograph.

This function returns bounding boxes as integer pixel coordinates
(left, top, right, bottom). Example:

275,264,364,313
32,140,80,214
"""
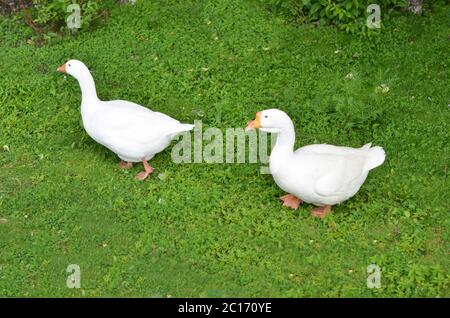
311,205,332,218
280,194,303,209
118,160,133,169
136,160,154,180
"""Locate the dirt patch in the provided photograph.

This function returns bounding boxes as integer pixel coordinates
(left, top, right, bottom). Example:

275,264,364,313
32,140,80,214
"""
0,1,32,15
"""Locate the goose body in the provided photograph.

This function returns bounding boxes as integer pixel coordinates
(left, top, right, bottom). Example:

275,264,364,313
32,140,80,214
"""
270,143,383,206
58,59,194,179
80,99,193,163
246,109,385,217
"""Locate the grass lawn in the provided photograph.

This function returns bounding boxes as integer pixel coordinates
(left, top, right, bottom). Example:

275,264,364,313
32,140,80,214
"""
0,0,449,297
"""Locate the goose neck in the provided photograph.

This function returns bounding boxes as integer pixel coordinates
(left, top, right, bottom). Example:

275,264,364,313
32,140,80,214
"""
272,121,296,156
78,71,98,103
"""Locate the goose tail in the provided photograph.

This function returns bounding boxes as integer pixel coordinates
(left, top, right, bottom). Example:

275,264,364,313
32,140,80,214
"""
364,144,386,171
179,123,195,132
169,123,195,139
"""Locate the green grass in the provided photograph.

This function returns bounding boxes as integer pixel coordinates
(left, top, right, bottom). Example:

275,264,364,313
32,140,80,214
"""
0,0,449,297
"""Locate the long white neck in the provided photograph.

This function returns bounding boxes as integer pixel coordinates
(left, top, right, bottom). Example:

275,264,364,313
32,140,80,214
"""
270,119,296,168
76,70,99,104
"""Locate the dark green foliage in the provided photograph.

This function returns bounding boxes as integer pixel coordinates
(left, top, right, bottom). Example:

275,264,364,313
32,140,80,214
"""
13,0,116,36
261,0,406,35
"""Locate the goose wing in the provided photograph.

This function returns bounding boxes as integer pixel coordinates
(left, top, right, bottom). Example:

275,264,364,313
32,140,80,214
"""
95,100,190,145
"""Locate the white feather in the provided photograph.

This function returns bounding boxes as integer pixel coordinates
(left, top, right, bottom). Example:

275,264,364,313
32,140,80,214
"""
258,109,385,207
63,60,194,163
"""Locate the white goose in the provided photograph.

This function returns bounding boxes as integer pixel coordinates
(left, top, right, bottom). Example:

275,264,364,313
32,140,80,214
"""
246,109,385,218
57,59,194,180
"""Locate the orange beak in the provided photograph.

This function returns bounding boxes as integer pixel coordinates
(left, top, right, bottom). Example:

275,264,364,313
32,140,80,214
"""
245,112,261,131
57,63,67,73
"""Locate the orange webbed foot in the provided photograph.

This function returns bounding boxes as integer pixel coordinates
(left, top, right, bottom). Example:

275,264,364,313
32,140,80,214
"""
135,160,154,181
280,194,303,210
119,160,133,169
311,205,332,218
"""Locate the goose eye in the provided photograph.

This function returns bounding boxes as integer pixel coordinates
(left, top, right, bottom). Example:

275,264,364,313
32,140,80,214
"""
68,64,71,67
264,115,268,118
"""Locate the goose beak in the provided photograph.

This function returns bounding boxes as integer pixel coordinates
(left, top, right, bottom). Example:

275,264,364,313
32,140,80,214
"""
245,112,261,131
57,63,67,73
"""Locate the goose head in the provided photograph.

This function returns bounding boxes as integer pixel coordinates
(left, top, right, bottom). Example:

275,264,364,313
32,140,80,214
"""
57,59,90,81
57,59,98,100
245,108,292,133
